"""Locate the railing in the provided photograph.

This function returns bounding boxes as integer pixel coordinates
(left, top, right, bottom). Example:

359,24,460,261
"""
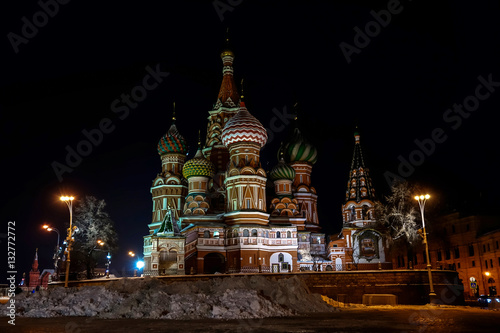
143,270,159,276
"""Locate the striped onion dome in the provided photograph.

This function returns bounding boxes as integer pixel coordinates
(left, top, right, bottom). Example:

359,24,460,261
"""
270,158,296,181
182,148,216,179
221,102,268,148
279,127,318,164
157,123,188,156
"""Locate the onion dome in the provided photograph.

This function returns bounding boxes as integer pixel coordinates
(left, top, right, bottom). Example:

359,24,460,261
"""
221,102,268,148
270,158,296,181
182,148,216,179
279,127,318,164
157,122,188,156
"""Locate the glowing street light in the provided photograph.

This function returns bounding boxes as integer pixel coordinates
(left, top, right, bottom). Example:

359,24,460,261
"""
60,195,75,287
128,251,135,257
415,194,436,303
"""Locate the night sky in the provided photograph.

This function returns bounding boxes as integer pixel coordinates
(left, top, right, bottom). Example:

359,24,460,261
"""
2,0,499,282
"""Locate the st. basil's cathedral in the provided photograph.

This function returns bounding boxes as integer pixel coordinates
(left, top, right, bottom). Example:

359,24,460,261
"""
142,40,391,275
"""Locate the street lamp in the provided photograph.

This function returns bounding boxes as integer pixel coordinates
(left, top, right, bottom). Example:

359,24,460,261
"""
60,195,75,287
106,252,112,278
415,194,436,303
43,224,61,277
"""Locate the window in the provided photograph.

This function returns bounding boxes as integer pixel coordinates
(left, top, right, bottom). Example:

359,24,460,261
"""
414,255,418,265
234,229,239,238
457,262,461,269
466,224,470,231
251,229,257,237
213,231,219,238
452,225,456,233
485,260,488,269
287,231,291,238
249,256,252,264
483,245,486,253
469,245,474,256
246,199,251,209
437,251,442,261
472,260,475,267
276,231,281,238
445,249,451,260
454,248,460,259
243,229,249,237
278,253,284,262
490,259,494,268
488,244,491,252
203,230,210,238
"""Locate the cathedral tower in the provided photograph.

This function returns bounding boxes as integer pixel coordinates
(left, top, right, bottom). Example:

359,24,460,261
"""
221,99,269,225
279,119,320,232
342,128,376,227
182,138,216,216
150,111,188,228
203,39,241,211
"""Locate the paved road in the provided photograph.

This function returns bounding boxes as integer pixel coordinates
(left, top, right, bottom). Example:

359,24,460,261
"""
2,307,499,333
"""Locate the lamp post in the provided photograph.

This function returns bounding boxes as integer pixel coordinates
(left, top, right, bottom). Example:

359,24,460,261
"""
43,225,61,278
106,252,111,278
60,196,75,288
415,194,436,303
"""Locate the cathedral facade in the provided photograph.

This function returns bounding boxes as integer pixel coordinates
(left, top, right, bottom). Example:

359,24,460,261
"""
142,43,329,275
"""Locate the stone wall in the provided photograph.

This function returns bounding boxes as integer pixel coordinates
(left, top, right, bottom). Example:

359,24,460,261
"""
50,269,464,305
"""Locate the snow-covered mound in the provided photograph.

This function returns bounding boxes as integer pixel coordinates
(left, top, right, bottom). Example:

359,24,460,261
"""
11,275,336,319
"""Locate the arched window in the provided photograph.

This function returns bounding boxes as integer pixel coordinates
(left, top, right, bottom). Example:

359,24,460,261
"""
203,230,210,238
251,229,258,237
213,231,220,238
276,231,281,238
278,253,284,262
266,231,269,238
243,229,249,237
234,229,239,238
287,231,291,238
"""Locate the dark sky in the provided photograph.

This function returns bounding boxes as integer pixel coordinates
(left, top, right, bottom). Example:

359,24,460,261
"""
2,0,499,282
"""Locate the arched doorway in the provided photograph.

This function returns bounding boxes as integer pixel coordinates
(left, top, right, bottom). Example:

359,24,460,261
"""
159,248,178,275
204,253,225,274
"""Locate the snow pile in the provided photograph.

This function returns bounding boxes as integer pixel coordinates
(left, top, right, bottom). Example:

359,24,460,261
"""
10,275,336,319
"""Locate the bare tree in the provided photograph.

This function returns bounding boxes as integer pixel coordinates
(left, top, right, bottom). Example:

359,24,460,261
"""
72,196,118,279
374,181,420,266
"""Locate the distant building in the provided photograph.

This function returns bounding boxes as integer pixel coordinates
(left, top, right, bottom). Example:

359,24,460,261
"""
28,249,54,290
142,40,331,275
391,212,499,298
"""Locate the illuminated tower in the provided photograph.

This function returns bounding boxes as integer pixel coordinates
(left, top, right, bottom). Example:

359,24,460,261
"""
182,137,216,216
203,38,240,211
221,97,268,225
279,119,319,232
342,128,376,227
29,248,40,289
150,108,188,227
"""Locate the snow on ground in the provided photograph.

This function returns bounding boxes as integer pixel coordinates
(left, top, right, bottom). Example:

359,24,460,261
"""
9,275,336,319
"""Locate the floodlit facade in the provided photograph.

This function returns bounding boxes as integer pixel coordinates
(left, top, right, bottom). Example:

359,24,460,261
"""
142,42,330,275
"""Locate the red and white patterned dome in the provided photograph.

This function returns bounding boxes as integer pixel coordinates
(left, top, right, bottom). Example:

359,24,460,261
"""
221,102,268,147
